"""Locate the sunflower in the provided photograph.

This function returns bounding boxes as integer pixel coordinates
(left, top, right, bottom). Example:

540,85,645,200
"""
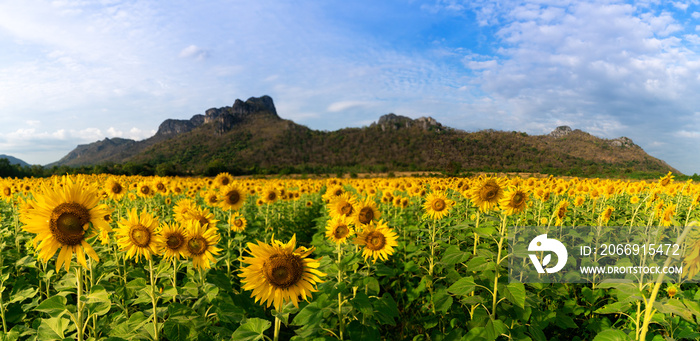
354,197,381,226
0,181,13,201
354,220,398,262
173,198,197,223
262,187,279,204
214,172,234,188
423,191,453,220
185,206,219,229
683,226,700,280
239,234,325,311
499,188,529,216
219,185,247,211
183,220,221,270
20,176,112,271
157,222,188,260
470,177,506,212
104,178,126,201
204,191,219,206
137,182,155,198
599,206,614,225
116,208,162,261
553,200,569,226
659,171,674,187
153,178,169,195
660,203,676,227
328,193,357,219
229,212,247,232
325,215,354,244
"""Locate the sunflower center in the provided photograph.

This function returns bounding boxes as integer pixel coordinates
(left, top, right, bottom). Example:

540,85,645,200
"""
111,183,123,194
358,207,374,224
267,192,277,201
3,187,11,196
166,233,184,249
129,224,151,247
156,183,166,191
50,203,90,246
263,253,304,289
333,224,349,239
208,195,218,204
340,203,353,216
512,193,525,207
334,189,343,196
233,218,244,227
365,231,386,251
221,178,230,186
198,217,210,227
480,182,500,202
432,199,446,211
187,236,208,256
140,186,150,195
227,191,241,204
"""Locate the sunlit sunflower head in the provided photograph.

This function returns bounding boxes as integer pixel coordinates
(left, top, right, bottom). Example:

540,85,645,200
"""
0,181,13,201
262,187,280,204
553,200,569,226
470,177,506,212
573,196,585,207
599,206,614,225
219,185,247,211
204,191,219,207
116,208,162,262
630,195,640,204
185,206,219,230
104,178,126,201
173,198,197,223
660,203,677,227
239,234,325,311
659,171,674,187
354,220,398,263
214,172,234,188
323,185,345,202
157,222,188,260
325,215,355,244
137,182,155,198
153,178,169,194
328,193,357,219
682,223,700,280
20,176,113,271
498,188,529,216
423,191,453,220
183,220,221,270
229,212,248,232
353,197,381,226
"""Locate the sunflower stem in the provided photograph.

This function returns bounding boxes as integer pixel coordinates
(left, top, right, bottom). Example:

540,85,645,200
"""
273,316,281,341
76,266,84,341
337,243,345,340
172,257,178,301
0,278,8,334
148,258,159,341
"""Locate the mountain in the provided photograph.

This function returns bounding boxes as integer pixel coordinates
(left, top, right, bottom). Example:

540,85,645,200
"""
0,154,30,167
51,95,680,177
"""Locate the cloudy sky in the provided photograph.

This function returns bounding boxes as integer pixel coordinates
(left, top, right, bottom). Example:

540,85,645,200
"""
1,0,700,174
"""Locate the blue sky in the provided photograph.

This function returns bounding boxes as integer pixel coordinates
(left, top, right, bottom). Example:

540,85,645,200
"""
1,0,700,174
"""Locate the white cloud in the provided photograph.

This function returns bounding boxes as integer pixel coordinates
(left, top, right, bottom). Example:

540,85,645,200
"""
179,45,209,61
327,100,374,112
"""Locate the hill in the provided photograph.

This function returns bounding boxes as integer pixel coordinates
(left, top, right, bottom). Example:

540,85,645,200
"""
50,96,680,177
0,154,30,167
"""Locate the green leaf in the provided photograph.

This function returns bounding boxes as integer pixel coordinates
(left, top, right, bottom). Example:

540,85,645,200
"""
37,316,69,340
504,283,526,309
447,277,476,296
592,329,629,341
374,293,399,325
433,289,453,313
658,299,693,322
351,292,373,316
231,318,272,341
85,285,111,316
555,312,578,329
441,245,469,265
485,318,507,341
9,287,38,304
292,301,323,326
35,296,67,316
595,301,631,315
163,319,192,341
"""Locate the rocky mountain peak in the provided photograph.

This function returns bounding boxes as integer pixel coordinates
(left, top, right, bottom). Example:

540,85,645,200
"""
549,126,573,138
372,113,443,132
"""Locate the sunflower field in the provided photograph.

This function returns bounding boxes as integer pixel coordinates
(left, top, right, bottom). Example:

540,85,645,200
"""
0,172,700,340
